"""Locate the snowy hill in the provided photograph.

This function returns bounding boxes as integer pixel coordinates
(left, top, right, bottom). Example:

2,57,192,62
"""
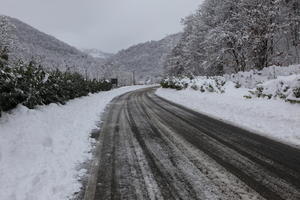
0,15,106,79
104,33,182,84
81,48,113,59
0,15,182,84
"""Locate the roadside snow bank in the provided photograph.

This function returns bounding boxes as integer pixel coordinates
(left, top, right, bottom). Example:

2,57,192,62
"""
225,65,300,88
0,85,148,200
156,86,300,147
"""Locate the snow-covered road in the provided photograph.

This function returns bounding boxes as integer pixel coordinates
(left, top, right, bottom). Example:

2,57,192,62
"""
84,87,300,200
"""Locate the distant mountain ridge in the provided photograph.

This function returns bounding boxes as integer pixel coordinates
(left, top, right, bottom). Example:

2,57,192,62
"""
0,15,182,84
81,48,113,59
104,33,182,84
0,15,107,79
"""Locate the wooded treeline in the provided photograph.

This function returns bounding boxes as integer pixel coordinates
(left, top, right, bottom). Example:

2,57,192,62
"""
165,0,300,76
0,47,112,114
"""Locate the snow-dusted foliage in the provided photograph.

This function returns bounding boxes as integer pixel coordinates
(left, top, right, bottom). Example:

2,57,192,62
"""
0,15,106,79
190,76,226,93
248,75,300,103
161,76,226,93
104,33,182,85
160,77,190,90
162,65,300,103
0,57,112,114
165,0,300,76
0,16,16,51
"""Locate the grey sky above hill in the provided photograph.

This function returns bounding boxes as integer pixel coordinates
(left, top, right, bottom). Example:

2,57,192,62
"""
0,0,203,53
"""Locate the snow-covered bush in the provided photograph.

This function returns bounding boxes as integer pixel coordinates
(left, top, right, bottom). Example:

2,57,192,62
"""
190,76,226,93
162,65,300,104
160,76,190,90
161,76,226,93
248,75,300,103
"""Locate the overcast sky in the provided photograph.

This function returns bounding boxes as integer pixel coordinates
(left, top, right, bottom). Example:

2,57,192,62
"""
0,0,203,53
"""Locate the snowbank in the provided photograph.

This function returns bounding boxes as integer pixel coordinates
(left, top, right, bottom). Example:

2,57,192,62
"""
0,85,148,200
156,84,300,147
224,65,300,88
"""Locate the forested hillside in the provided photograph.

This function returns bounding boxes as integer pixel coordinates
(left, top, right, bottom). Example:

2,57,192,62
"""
0,15,106,79
165,0,300,76
103,33,182,84
0,15,114,114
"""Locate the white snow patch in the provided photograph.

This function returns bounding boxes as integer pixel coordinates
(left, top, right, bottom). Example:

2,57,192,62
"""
0,85,148,200
156,85,300,147
224,65,300,88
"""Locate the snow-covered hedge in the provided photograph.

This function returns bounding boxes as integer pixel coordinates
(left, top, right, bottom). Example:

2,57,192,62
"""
160,76,190,90
189,76,226,93
0,51,112,115
161,76,226,93
247,75,300,103
161,65,300,104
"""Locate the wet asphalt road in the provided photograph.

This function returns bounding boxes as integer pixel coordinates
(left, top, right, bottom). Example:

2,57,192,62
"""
84,87,300,200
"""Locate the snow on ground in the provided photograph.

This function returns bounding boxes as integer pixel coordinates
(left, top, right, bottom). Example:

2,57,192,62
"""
225,65,300,88
156,82,300,147
0,85,148,200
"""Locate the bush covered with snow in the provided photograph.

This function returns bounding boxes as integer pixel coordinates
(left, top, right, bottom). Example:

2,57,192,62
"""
189,76,226,93
161,65,300,104
161,76,226,93
247,75,300,103
0,51,112,115
160,76,190,90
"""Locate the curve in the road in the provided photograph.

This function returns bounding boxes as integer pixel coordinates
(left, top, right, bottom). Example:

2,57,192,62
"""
85,87,300,200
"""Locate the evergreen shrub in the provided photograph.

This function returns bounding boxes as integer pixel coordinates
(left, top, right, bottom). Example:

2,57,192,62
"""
0,51,112,115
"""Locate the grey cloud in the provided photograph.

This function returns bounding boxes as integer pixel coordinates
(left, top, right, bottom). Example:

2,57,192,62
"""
0,0,203,53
